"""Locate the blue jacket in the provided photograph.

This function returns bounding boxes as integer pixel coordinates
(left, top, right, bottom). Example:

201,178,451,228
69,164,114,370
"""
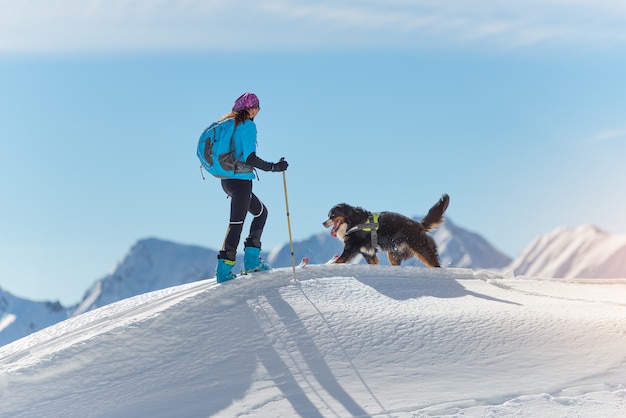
230,119,257,180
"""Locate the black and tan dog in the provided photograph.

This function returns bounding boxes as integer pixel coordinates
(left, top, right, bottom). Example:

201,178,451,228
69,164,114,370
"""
323,194,450,267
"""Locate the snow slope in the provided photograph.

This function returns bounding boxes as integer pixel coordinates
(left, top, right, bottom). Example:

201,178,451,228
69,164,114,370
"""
1,265,625,417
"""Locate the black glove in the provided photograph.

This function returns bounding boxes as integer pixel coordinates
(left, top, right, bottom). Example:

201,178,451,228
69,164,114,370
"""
271,158,289,172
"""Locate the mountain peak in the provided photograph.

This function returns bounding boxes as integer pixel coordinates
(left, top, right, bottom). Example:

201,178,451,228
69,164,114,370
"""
74,238,218,314
508,225,626,278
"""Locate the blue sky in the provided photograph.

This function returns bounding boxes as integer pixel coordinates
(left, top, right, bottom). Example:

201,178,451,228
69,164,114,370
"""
1,0,626,305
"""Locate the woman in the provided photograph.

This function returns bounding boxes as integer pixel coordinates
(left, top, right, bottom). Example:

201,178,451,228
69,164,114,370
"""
216,92,288,283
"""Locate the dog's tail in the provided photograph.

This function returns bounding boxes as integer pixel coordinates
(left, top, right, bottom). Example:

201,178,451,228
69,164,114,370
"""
421,194,450,232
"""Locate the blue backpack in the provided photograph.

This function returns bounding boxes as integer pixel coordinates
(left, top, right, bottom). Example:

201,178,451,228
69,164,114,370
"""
197,118,250,179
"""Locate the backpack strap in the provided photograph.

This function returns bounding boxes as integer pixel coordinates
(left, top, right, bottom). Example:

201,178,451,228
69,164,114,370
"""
345,213,380,248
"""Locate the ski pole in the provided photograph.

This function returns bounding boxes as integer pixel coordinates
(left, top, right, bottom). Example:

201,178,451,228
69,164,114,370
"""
282,170,297,282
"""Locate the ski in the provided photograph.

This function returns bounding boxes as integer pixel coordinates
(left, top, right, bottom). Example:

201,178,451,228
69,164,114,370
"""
220,255,330,283
238,256,308,278
296,257,309,269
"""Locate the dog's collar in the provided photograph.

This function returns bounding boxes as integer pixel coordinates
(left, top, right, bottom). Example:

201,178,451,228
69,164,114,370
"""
346,213,380,248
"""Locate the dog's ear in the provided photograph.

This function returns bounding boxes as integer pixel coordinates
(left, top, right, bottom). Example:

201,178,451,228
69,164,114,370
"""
342,204,353,218
335,204,352,219
329,205,342,218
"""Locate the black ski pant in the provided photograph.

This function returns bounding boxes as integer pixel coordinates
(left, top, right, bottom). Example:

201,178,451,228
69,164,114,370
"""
219,179,268,261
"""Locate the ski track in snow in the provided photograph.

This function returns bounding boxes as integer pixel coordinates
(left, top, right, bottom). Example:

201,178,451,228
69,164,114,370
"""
0,265,625,417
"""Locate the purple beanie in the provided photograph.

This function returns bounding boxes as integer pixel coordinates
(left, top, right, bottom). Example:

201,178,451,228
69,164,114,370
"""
232,93,260,112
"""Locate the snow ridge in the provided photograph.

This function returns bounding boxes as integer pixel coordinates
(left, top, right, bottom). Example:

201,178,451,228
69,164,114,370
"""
3,221,626,349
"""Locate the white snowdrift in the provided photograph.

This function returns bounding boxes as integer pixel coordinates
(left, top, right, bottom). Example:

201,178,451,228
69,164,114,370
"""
0,265,625,417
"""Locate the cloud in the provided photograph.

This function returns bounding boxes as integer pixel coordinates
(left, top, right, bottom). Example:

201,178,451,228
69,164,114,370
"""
1,0,626,52
590,129,626,143
0,0,239,52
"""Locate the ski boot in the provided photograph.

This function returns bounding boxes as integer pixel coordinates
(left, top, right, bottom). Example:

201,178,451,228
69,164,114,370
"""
244,247,271,273
216,258,236,283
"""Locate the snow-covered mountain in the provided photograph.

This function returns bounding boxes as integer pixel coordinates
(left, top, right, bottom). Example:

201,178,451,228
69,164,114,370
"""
73,238,218,316
1,265,625,417
0,288,70,347
508,225,626,278
434,218,512,268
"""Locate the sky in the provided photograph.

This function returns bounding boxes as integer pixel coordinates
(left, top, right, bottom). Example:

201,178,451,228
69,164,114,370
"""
1,0,626,305
2,265,625,416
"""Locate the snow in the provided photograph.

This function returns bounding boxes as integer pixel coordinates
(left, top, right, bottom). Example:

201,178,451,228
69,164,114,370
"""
0,290,71,348
508,225,626,279
0,315,16,334
72,280,101,317
1,265,625,417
